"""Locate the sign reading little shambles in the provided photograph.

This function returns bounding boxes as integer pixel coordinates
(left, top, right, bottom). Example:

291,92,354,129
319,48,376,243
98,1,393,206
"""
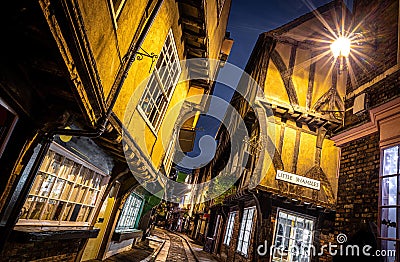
276,170,320,190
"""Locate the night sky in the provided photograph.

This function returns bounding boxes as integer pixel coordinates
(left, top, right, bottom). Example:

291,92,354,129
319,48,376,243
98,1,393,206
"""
178,0,353,171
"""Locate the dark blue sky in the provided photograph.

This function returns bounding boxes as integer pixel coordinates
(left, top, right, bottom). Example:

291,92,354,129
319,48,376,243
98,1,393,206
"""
178,0,353,171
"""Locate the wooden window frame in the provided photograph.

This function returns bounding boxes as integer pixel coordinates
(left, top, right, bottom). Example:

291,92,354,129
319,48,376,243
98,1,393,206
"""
378,145,400,260
271,209,315,262
236,206,256,256
115,192,143,232
17,142,109,227
137,29,181,134
223,211,237,246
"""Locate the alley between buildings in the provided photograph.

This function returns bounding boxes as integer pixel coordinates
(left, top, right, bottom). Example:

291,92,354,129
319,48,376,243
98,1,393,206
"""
89,228,217,262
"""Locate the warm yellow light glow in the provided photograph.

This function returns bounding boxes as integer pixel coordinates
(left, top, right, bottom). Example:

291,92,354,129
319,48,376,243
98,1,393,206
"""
330,37,351,58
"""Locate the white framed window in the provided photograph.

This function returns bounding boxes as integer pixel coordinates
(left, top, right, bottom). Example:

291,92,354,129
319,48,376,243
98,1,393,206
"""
272,210,314,262
138,30,181,133
163,130,177,175
18,143,109,226
223,211,237,245
237,206,255,256
115,192,143,232
379,145,399,262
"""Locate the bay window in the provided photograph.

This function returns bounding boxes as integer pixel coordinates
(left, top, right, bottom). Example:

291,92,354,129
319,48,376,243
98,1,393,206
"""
18,143,109,226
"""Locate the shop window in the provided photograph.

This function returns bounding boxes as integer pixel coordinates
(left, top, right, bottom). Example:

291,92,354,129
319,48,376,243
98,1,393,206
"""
380,145,399,262
0,98,18,158
18,143,109,226
115,193,143,232
138,30,181,133
237,206,255,256
223,211,236,245
272,210,314,262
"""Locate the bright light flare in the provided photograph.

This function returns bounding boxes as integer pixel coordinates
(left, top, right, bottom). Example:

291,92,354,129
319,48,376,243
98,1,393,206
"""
330,37,351,58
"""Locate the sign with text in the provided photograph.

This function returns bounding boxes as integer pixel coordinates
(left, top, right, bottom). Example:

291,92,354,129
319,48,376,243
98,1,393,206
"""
276,170,320,190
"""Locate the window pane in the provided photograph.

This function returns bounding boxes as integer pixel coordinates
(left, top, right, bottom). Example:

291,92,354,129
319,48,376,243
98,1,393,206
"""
62,203,74,221
381,240,396,262
60,182,73,200
20,196,35,219
273,210,314,262
383,146,398,176
47,153,63,175
69,204,81,222
381,207,396,239
37,174,56,197
52,201,65,221
28,197,46,220
59,159,73,179
42,199,58,220
50,179,66,199
382,176,397,206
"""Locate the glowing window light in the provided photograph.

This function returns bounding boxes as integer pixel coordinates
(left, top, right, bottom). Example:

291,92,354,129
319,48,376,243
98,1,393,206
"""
330,37,351,58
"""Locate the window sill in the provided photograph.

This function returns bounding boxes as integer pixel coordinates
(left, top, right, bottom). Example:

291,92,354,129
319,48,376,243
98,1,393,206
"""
112,229,143,242
10,225,100,243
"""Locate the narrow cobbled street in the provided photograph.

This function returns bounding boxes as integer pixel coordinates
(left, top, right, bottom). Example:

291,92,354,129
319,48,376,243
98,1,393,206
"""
93,228,216,262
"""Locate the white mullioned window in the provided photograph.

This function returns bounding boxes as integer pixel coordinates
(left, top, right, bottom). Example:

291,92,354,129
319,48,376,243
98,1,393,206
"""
223,211,237,245
379,145,399,262
237,206,256,256
138,30,181,133
272,210,314,262
19,143,109,226
115,192,143,232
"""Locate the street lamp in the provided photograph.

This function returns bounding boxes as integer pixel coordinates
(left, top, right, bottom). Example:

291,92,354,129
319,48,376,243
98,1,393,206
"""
330,36,351,58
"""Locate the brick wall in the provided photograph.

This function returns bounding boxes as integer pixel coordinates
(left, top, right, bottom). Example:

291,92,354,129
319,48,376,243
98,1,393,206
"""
1,239,82,262
344,69,400,129
334,133,380,237
348,0,398,91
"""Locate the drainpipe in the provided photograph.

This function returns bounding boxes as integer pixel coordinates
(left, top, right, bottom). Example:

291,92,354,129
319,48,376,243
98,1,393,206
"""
0,0,164,252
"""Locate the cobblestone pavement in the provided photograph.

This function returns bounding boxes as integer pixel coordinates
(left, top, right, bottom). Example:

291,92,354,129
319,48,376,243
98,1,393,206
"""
165,233,189,262
103,245,155,262
92,227,218,262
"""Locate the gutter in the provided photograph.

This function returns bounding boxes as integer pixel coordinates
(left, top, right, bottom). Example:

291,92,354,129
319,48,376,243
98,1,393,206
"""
0,0,164,252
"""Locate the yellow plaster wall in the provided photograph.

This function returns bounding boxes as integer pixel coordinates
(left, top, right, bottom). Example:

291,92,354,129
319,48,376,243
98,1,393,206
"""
292,48,311,108
264,62,289,104
321,138,339,199
112,0,187,169
296,132,317,175
311,58,332,109
281,126,296,172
